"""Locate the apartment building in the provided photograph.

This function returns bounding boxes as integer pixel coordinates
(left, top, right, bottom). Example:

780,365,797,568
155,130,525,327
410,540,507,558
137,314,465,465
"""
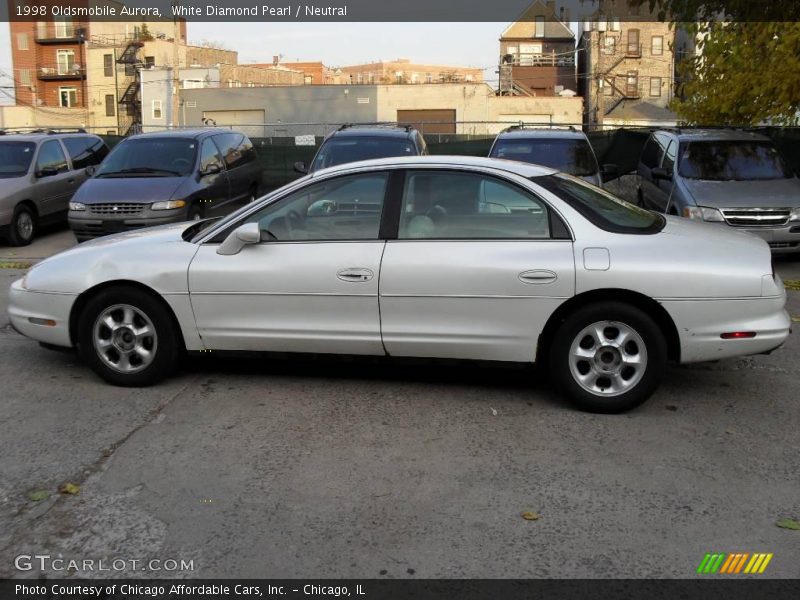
498,0,577,96
338,59,483,86
578,2,676,127
250,60,338,85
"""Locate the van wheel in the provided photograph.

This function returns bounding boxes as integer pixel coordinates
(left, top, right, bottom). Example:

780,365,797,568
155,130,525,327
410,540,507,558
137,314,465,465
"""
187,203,204,221
77,286,180,386
549,302,666,413
8,204,36,246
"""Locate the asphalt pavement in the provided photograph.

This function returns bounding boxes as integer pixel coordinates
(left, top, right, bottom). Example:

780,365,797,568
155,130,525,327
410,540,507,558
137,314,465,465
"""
0,229,798,579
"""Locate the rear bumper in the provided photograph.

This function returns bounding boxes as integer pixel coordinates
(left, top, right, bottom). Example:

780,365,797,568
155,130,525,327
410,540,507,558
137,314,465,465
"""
8,278,75,348
662,296,791,363
69,208,190,241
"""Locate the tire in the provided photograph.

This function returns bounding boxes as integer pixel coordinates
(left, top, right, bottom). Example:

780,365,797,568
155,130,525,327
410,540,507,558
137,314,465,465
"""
549,302,666,413
7,204,36,246
187,203,204,221
76,286,180,386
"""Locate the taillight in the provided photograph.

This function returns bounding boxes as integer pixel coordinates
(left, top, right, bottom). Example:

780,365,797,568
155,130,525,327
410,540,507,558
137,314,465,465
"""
720,332,757,339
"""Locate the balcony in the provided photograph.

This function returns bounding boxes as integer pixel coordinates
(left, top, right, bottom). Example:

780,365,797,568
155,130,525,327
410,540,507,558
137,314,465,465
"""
500,53,575,68
34,23,87,44
37,64,86,80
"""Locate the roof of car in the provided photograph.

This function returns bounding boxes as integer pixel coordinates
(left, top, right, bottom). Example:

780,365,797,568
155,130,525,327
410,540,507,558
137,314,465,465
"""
658,128,771,142
328,125,417,140
0,131,97,141
495,127,588,141
130,128,232,140
311,155,558,179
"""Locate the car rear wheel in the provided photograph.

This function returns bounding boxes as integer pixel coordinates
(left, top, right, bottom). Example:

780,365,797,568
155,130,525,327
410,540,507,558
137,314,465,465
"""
8,204,36,246
77,286,180,386
549,302,666,413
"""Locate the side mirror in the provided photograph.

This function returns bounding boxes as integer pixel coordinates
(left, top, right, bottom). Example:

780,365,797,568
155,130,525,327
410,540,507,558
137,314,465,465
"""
216,222,261,255
294,161,308,174
651,166,672,181
37,167,58,178
85,165,96,177
601,163,618,179
200,163,221,176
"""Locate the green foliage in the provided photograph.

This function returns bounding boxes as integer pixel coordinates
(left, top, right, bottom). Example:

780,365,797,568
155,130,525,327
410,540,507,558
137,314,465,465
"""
670,22,800,125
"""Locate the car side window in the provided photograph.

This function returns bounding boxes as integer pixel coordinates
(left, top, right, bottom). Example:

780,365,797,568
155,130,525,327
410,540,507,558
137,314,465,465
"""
640,136,661,169
398,171,551,240
237,136,257,164
241,173,388,241
199,138,224,172
36,140,69,174
62,136,109,169
214,133,247,169
662,140,676,172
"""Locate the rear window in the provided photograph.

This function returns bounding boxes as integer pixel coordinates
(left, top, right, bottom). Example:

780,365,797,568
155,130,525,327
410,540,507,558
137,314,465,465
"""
678,140,790,181
490,137,598,176
536,173,664,234
62,136,109,169
311,136,416,171
0,141,35,178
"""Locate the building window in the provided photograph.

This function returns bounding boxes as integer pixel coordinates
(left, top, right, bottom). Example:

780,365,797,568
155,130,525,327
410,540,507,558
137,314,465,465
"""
603,79,613,96
59,87,77,107
395,72,404,84
425,73,432,84
56,50,76,75
248,81,255,87
152,100,163,119
368,73,375,84
611,18,621,31
603,36,616,55
17,32,28,50
105,94,115,116
651,36,664,56
103,54,113,77
534,16,545,38
650,76,662,96
626,71,639,97
19,69,31,86
227,79,233,87
356,73,363,84
145,56,155,68
303,75,312,84
54,17,73,39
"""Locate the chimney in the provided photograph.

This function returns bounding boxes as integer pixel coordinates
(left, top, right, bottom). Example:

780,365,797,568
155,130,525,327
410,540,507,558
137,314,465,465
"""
272,55,280,66
546,1,555,15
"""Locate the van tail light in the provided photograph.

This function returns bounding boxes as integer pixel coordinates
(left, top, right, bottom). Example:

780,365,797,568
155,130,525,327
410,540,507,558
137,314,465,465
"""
720,332,757,339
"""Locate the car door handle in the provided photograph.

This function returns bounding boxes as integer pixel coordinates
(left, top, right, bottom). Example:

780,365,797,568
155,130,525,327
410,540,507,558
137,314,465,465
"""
337,268,374,282
518,270,558,284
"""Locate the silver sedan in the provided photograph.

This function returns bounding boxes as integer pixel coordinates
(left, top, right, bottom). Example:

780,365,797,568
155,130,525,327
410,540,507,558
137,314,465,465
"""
8,157,791,412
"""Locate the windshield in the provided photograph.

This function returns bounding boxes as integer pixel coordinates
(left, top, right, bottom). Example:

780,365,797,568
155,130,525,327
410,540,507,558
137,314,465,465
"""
490,138,598,176
0,141,36,178
311,136,415,171
678,141,790,181
536,173,664,234
95,137,197,178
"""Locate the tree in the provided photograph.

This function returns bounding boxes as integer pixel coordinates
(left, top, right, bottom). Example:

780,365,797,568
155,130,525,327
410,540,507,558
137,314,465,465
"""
635,1,800,125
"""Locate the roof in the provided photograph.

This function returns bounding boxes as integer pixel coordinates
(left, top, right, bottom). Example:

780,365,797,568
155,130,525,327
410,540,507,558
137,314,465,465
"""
496,127,587,140
0,131,96,141
501,0,574,40
329,125,417,139
311,155,558,179
669,129,771,142
605,100,677,123
130,128,231,139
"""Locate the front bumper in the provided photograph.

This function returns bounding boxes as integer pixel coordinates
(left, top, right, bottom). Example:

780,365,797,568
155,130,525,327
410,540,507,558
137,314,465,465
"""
722,223,800,253
8,278,76,348
69,207,190,241
662,295,791,363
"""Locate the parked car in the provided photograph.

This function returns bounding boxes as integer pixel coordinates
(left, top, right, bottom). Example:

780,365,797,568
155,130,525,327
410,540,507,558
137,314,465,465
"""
636,129,800,253
295,124,427,174
9,156,788,413
68,129,261,242
0,130,109,246
489,126,616,187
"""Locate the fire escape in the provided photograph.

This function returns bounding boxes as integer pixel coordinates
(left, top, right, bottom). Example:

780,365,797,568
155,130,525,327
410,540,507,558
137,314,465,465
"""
116,40,144,136
601,40,643,116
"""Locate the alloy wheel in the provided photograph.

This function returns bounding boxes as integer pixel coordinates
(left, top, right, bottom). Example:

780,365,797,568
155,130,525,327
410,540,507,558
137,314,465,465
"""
92,304,158,374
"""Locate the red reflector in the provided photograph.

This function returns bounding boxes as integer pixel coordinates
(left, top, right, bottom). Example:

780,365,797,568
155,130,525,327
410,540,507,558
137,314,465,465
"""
720,331,757,339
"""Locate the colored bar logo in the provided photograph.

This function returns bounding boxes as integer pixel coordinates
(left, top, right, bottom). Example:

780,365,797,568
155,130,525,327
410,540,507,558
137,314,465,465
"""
697,552,773,574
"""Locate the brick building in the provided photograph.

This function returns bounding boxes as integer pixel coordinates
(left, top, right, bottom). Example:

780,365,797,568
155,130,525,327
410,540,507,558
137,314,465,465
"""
338,59,483,86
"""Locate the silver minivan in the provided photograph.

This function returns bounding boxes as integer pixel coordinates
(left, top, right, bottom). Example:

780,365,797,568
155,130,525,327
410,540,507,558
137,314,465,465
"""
637,129,800,254
0,131,109,246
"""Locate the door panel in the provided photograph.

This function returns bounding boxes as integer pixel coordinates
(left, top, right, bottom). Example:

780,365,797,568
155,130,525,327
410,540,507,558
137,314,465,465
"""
188,242,386,354
379,240,575,362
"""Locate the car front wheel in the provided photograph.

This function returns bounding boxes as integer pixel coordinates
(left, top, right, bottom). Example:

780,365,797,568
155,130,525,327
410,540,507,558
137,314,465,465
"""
549,302,666,413
77,286,180,386
8,204,36,246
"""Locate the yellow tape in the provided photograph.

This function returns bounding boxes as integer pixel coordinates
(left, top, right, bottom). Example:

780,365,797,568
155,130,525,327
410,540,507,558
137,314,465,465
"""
785,279,800,291
0,261,33,269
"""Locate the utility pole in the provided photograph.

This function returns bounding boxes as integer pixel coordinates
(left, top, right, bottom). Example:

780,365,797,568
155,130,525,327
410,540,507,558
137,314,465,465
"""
596,30,604,129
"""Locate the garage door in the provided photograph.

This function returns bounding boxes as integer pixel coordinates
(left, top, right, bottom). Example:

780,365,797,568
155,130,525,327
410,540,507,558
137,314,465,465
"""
201,109,266,138
397,109,456,134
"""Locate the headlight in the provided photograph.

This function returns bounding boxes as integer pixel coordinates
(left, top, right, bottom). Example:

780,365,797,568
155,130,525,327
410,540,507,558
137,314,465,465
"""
789,207,800,222
151,200,187,211
683,206,724,222
69,202,86,211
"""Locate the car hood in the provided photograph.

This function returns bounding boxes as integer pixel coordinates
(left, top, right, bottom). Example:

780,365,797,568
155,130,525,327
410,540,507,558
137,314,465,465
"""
75,176,187,204
24,222,200,295
683,177,800,208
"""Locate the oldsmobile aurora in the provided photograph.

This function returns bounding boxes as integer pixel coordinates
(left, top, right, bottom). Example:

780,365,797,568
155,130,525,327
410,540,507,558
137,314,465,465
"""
8,157,790,412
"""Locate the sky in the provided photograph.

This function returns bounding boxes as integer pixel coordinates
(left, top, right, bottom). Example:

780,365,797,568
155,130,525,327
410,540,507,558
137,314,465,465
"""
0,21,521,103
